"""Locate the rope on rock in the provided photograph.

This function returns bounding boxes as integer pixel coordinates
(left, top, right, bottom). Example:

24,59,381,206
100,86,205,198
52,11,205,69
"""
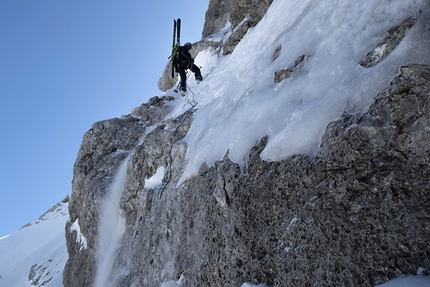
159,91,197,199
184,83,198,107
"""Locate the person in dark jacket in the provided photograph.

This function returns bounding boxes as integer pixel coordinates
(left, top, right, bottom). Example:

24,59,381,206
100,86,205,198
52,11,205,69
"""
177,42,203,96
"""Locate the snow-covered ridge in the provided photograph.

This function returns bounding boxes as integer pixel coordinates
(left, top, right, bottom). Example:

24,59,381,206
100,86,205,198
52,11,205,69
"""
0,200,69,287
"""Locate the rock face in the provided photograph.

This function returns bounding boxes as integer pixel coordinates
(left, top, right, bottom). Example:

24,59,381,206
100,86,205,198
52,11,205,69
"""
202,0,273,55
65,63,430,286
202,0,274,39
158,0,273,92
64,1,430,286
64,96,172,287
274,54,306,83
360,17,417,68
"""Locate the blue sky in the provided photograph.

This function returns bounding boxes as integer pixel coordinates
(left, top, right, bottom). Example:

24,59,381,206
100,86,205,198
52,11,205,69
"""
0,0,209,237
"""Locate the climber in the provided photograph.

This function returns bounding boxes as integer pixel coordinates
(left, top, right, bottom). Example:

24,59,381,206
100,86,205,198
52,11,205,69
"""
177,42,203,96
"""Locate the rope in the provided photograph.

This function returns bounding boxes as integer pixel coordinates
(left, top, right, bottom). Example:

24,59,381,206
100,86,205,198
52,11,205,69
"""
174,71,198,106
159,95,198,199
184,84,198,107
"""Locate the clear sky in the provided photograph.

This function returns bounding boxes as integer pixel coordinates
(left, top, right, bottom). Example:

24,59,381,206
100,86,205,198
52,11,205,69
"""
0,0,209,237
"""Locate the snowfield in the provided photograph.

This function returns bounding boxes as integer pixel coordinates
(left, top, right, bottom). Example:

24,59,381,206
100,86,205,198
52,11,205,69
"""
0,201,68,287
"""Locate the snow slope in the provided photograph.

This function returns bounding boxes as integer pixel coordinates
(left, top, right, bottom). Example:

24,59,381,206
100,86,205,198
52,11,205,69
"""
0,200,68,287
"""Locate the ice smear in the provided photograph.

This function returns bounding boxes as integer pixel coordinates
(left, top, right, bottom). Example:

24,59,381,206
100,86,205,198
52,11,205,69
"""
94,155,129,287
375,275,430,286
69,218,87,250
144,166,166,189
241,283,270,287
161,274,185,287
169,0,429,184
205,21,232,43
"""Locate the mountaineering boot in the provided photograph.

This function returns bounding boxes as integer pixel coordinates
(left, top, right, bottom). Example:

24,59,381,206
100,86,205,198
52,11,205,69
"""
180,87,186,97
196,75,203,84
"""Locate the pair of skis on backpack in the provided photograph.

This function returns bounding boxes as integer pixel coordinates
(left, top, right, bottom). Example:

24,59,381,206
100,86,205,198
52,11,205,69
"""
170,18,186,96
170,18,202,97
170,19,200,97
170,18,181,79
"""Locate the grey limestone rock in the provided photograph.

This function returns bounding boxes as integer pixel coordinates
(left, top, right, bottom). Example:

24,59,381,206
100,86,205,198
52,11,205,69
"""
360,17,417,68
158,0,274,92
64,0,430,284
202,0,273,55
65,65,430,286
157,61,178,93
63,96,174,287
158,41,221,92
202,0,274,40
274,54,307,84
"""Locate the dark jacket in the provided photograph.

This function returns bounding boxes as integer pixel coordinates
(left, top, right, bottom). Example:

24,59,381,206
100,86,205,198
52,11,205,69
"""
178,46,193,68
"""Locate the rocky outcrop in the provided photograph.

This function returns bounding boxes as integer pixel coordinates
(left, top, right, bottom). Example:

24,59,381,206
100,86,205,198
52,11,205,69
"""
158,41,221,92
158,0,274,92
65,0,430,284
273,14,420,86
65,64,430,286
203,0,273,55
202,0,274,39
63,96,173,287
274,54,307,83
157,61,178,93
360,17,417,68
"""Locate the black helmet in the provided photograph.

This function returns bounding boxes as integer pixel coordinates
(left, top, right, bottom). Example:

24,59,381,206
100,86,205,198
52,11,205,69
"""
184,42,192,50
